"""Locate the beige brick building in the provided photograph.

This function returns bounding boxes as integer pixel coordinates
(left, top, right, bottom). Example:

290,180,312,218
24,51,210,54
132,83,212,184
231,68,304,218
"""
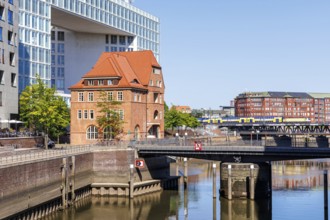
70,51,165,145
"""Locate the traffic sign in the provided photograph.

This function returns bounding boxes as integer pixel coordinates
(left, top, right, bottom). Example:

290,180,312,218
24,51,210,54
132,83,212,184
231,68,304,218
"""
135,159,145,168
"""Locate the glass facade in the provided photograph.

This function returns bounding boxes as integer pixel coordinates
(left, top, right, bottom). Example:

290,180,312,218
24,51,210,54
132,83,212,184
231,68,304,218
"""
18,0,160,92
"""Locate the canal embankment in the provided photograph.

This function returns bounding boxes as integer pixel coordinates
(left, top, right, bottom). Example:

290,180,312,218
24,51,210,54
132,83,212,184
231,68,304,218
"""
0,146,177,219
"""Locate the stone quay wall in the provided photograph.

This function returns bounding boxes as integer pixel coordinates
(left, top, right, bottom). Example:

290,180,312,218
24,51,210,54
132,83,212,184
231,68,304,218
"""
0,148,172,219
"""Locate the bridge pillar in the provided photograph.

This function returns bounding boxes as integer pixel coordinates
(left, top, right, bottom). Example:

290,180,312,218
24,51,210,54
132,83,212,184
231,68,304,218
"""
220,162,271,199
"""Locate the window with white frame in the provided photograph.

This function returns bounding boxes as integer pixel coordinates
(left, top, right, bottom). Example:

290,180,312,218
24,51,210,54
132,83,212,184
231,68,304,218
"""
108,91,113,101
78,110,82,119
117,91,123,101
88,80,94,86
98,80,104,85
107,79,113,85
88,92,94,102
86,125,98,140
84,110,88,119
90,110,94,119
78,92,84,102
117,109,124,120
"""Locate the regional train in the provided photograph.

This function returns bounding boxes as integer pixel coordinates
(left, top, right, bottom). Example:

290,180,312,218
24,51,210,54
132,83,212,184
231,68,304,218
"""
201,116,311,125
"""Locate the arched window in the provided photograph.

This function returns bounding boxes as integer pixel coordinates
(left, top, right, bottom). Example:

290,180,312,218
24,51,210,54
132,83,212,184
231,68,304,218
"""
134,125,140,140
103,126,113,140
86,125,98,140
154,110,159,119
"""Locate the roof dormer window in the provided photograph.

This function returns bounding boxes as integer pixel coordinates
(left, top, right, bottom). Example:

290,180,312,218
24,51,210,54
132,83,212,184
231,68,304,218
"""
107,79,113,85
88,80,94,86
153,68,161,74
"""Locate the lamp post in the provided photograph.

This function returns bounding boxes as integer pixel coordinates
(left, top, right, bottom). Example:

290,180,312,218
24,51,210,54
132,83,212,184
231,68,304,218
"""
250,131,254,146
256,130,260,145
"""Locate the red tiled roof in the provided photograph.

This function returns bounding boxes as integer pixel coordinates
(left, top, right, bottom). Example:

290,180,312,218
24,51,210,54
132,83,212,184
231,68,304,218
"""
70,50,161,90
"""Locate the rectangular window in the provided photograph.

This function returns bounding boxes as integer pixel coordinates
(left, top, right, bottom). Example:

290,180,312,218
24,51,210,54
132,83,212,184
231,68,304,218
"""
57,43,65,53
51,31,55,40
11,73,16,87
153,68,161,74
9,52,15,66
127,36,133,44
107,79,113,85
107,91,113,101
78,110,82,119
98,80,104,85
88,80,94,86
8,31,13,45
0,70,4,84
105,34,109,44
84,110,88,119
110,46,117,52
0,91,2,106
78,92,84,102
57,55,64,65
117,109,124,120
90,110,94,119
88,92,94,102
111,35,117,44
58,31,65,41
8,10,13,25
117,91,123,101
119,36,125,45
0,27,2,41
0,6,4,20
119,47,125,52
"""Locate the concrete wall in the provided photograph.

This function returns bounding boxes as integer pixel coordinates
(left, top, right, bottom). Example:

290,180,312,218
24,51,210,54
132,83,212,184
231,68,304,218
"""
0,149,170,219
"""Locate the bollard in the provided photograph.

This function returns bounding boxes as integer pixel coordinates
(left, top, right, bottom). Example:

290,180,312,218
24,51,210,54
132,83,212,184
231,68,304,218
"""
213,163,217,198
71,156,76,202
250,164,255,200
184,158,188,190
129,164,134,199
228,164,232,200
325,170,328,220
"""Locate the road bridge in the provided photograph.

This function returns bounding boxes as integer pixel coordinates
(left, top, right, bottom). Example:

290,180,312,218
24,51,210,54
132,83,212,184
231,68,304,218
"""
134,138,330,199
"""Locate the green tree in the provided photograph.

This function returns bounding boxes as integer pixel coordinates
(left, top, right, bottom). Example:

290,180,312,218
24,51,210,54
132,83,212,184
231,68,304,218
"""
19,77,70,148
164,107,199,133
96,91,124,141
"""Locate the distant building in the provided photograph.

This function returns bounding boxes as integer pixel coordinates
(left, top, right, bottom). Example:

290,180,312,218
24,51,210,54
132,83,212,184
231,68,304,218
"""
219,106,235,117
174,105,192,114
234,91,330,123
70,51,164,145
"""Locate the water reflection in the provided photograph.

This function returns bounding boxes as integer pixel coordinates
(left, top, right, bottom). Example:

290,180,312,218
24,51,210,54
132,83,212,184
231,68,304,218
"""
220,198,272,220
43,159,330,220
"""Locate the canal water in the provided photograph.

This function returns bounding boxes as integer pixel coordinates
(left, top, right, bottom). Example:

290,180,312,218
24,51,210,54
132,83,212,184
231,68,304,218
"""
44,159,330,220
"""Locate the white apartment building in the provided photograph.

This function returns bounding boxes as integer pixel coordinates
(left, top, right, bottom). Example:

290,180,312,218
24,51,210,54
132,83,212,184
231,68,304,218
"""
18,0,160,94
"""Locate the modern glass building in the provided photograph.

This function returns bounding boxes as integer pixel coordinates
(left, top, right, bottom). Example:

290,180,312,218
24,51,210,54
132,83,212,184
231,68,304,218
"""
18,0,160,94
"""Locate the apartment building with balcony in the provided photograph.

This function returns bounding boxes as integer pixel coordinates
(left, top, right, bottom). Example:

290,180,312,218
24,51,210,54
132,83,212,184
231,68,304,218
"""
235,92,330,123
0,0,19,122
69,50,164,145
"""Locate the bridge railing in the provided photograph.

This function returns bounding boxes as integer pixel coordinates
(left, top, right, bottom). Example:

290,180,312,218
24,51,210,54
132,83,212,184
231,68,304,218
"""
0,143,134,167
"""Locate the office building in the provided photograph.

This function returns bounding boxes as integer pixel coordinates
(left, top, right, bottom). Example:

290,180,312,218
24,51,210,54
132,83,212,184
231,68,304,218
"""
235,91,330,123
18,0,160,96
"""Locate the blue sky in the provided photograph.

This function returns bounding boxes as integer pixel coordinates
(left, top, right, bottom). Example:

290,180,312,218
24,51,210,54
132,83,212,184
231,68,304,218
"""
133,0,330,109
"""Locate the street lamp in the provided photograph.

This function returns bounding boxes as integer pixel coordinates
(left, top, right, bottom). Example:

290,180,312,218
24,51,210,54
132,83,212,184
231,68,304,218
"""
256,130,260,145
250,131,254,146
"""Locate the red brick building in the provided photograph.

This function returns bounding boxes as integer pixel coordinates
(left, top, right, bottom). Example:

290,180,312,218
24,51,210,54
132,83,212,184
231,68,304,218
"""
70,51,165,145
174,105,192,114
235,92,330,123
